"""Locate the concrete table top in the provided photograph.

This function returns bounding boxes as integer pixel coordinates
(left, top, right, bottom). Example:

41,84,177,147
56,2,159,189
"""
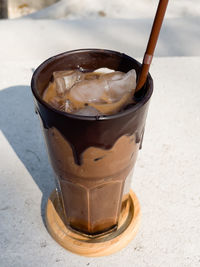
0,17,200,62
0,19,200,267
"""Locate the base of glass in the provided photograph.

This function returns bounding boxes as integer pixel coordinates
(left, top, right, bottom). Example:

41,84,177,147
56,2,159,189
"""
45,189,140,257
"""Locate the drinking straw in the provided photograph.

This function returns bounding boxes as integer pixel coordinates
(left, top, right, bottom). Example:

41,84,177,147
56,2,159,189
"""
135,0,169,93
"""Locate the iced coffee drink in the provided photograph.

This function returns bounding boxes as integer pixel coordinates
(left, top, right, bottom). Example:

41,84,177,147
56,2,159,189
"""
31,49,153,236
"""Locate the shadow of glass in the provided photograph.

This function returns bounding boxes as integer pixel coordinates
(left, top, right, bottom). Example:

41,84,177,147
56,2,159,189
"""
0,85,55,224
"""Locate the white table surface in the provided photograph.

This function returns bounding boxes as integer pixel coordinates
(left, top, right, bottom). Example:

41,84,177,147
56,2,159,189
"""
0,19,200,267
0,17,200,61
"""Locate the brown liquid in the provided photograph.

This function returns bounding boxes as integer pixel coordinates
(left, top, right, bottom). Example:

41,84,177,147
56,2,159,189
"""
43,127,139,235
31,49,153,236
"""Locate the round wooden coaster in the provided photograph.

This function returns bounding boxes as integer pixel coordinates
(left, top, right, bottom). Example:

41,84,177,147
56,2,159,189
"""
45,189,140,257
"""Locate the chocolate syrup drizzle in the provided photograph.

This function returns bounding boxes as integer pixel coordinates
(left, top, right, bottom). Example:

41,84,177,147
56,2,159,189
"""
31,49,153,165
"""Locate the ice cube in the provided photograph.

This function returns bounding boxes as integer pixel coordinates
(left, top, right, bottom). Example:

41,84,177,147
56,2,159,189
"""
84,73,100,80
64,99,74,113
68,69,136,105
48,96,65,110
100,69,136,102
73,106,101,116
90,92,132,115
102,71,124,81
68,78,107,104
53,70,83,96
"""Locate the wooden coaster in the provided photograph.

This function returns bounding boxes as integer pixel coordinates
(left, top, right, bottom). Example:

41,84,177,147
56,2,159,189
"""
45,189,140,257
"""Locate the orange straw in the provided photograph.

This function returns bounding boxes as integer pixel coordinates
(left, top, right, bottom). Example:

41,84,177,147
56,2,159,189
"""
135,0,169,93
